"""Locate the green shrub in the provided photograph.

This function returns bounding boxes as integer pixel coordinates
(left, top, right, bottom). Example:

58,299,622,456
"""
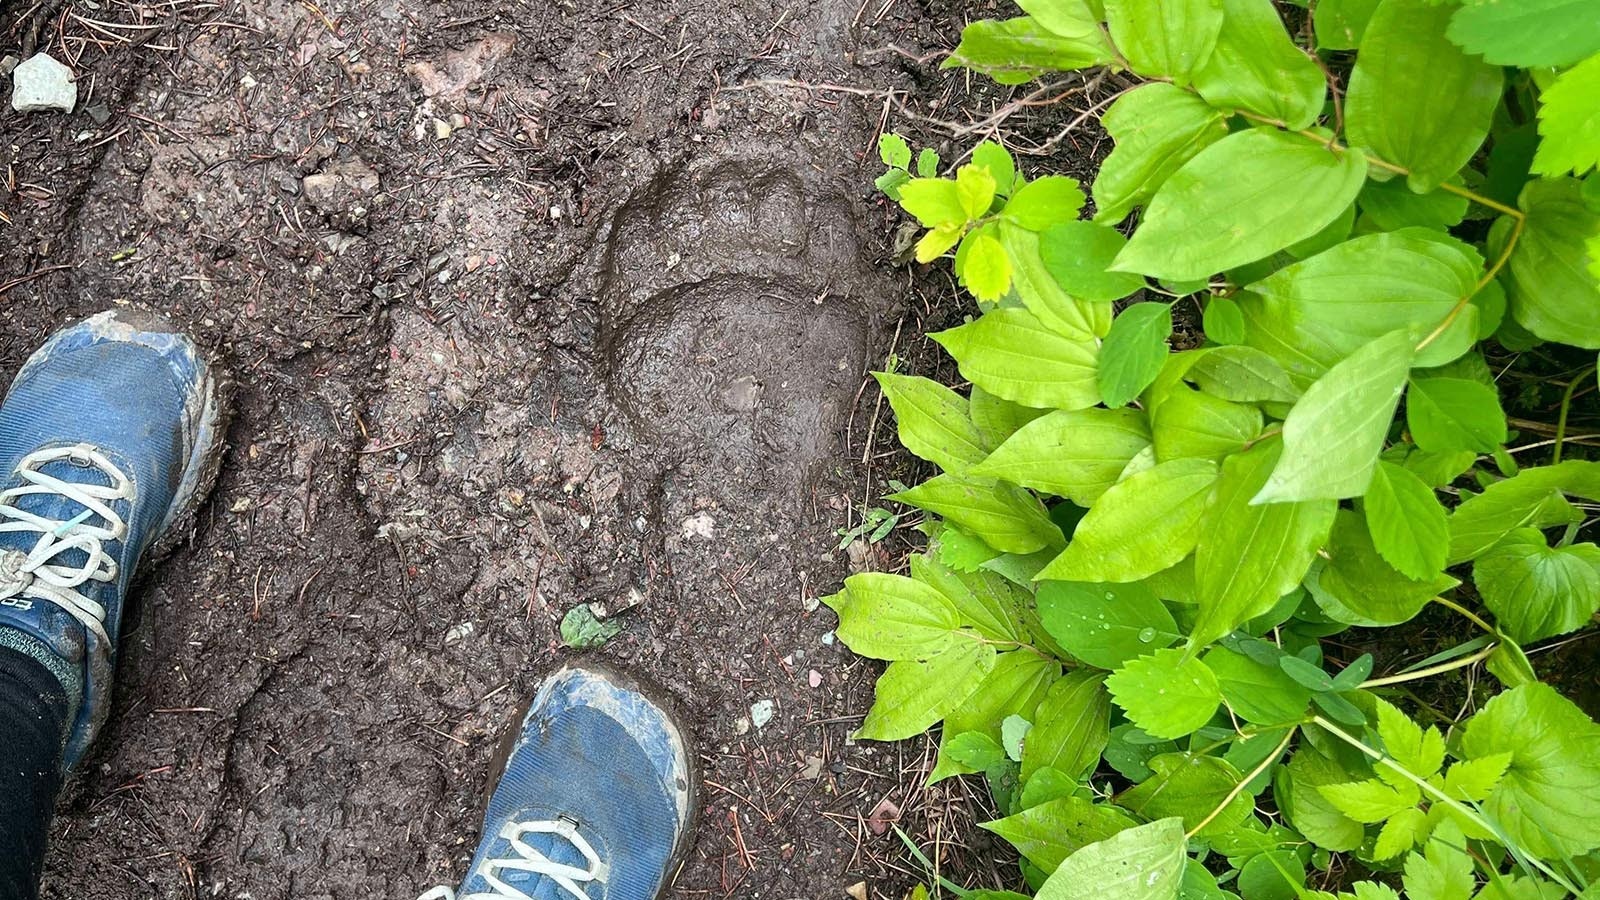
833,1,1600,898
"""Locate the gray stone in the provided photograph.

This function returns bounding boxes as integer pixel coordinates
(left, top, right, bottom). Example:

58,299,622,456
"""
10,53,77,114
0,55,19,78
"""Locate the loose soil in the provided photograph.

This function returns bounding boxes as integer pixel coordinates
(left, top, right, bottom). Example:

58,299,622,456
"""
0,0,1094,897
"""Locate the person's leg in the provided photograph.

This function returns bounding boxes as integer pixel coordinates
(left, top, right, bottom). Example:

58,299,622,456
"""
0,308,227,899
417,665,699,900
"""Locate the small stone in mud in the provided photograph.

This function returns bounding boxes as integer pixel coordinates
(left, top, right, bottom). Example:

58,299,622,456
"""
10,53,77,114
749,699,775,729
680,512,715,540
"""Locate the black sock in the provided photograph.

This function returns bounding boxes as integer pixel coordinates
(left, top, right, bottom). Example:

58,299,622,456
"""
0,647,69,900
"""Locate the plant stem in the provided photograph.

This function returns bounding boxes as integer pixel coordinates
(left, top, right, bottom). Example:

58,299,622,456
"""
1359,642,1499,688
1553,365,1598,465
1432,595,1497,633
1185,727,1297,840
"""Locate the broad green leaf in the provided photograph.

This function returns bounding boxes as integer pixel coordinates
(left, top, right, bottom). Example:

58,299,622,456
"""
1121,753,1256,836
1308,514,1457,627
1440,753,1511,803
1019,0,1112,44
1399,446,1478,488
1191,0,1327,129
1402,822,1475,900
891,473,1062,554
957,165,998,220
933,307,1101,409
1022,671,1113,780
971,385,1049,446
1533,53,1600,177
1473,528,1600,642
1151,388,1263,463
1036,458,1220,583
1373,807,1428,859
1100,303,1174,407
1105,0,1225,84
1406,377,1507,454
874,373,988,473
834,572,963,660
1001,224,1114,341
898,178,967,227
1358,178,1469,232
911,553,1026,642
1376,697,1444,778
1204,296,1246,344
879,133,912,169
1244,231,1482,384
1114,129,1367,281
1238,851,1307,900
972,407,1152,505
1185,346,1299,403
1346,0,1502,192
1255,330,1414,503
1447,460,1600,562
972,140,1018,194
1279,748,1364,851
917,148,940,177
943,732,1006,772
1363,461,1449,580
1313,0,1379,49
1106,648,1221,739
1039,221,1147,302
1193,442,1337,648
1203,646,1312,725
935,648,1060,780
982,796,1139,874
1446,0,1600,67
1005,175,1089,232
916,223,964,263
857,639,998,740
1105,723,1178,781
963,232,1013,301
943,16,1116,84
1035,818,1187,900
1092,83,1231,224
1038,580,1181,670
1460,683,1600,857
1279,655,1336,693
1500,177,1600,348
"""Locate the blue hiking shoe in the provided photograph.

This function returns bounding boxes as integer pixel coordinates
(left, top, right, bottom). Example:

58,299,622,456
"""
420,665,698,900
0,307,227,768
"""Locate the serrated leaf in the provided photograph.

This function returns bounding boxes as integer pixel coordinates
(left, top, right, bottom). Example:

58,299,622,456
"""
1005,175,1089,231
933,307,1101,409
1035,818,1188,900
879,133,912,169
899,178,966,227
1203,646,1313,725
1364,461,1450,580
1319,779,1414,824
1373,807,1428,860
971,407,1152,506
1402,822,1475,900
972,140,1018,193
1192,442,1337,648
1039,221,1147,302
1104,0,1225,84
1106,648,1221,739
1151,388,1263,463
1500,177,1600,348
560,604,621,649
917,148,940,177
1309,511,1458,626
1114,129,1367,281
1191,0,1326,128
1473,528,1600,642
857,639,998,740
1346,0,1502,192
1092,83,1231,224
874,373,989,474
943,16,1116,83
1406,377,1507,454
1036,458,1220,583
963,232,1013,301
890,472,1062,554
958,165,998,220
1100,303,1174,408
1022,671,1113,780
1255,330,1414,503
1375,697,1444,778
916,222,964,263
982,796,1139,874
1120,753,1256,836
1439,752,1511,803
1533,53,1600,177
1038,580,1181,670
1446,0,1600,67
834,573,963,660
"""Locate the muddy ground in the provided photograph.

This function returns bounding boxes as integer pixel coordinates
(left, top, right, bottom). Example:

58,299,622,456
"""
0,0,1103,896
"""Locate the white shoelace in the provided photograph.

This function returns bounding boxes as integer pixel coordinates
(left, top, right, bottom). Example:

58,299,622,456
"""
0,445,132,645
418,819,608,900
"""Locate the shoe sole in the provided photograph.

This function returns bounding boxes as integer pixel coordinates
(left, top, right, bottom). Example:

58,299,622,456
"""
482,661,702,897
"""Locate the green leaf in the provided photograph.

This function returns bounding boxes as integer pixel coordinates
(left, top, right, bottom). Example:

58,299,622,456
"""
1113,129,1368,281
1279,748,1365,851
1373,807,1427,860
1104,0,1225,84
917,148,940,178
1237,851,1307,900
958,165,999,220
1191,0,1327,129
879,133,912,169
1310,513,1458,627
916,223,964,263
982,797,1140,874
943,16,1116,83
1313,0,1379,49
875,168,911,200
1358,177,1469,232
1402,822,1475,900
1151,388,1263,463
1204,296,1246,344
1038,581,1181,670
1440,753,1511,803
1474,528,1600,642
1203,646,1312,725
1123,753,1258,837
972,407,1152,506
1278,655,1335,693
911,553,1026,642
971,385,1048,446
1001,223,1113,340
1255,330,1414,503
1446,0,1600,67
1364,461,1450,579
833,573,963,660
1036,458,1220,583
1100,304,1175,408
1093,84,1231,224
1039,221,1147,301
934,649,1060,780
898,178,966,227
972,140,1018,193
944,731,1007,771
1406,377,1507,454
1192,442,1337,648
933,307,1101,409
963,232,1014,302
1034,818,1188,900
1022,671,1113,780
1003,714,1032,761
1460,683,1600,857
858,639,998,742
1447,460,1600,562
1106,648,1221,739
560,603,621,649
1019,0,1112,43
1501,177,1600,348
1534,54,1600,177
1345,0,1502,193
1005,175,1089,231
1186,346,1300,404
874,373,989,474
890,473,1062,554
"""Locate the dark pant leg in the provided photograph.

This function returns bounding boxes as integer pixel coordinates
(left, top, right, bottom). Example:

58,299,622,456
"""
0,648,68,900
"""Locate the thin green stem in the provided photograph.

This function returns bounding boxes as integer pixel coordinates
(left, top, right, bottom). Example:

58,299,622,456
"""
1186,727,1297,840
1553,365,1598,465
1359,642,1498,688
1433,595,1496,634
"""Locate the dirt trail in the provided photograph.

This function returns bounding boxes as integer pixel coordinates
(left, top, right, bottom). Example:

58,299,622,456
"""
0,0,1002,896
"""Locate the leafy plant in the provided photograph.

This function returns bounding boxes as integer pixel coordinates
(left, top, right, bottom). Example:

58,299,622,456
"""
834,3,1600,899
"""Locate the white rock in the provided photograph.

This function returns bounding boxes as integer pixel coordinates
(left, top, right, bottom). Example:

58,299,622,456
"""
10,53,77,114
